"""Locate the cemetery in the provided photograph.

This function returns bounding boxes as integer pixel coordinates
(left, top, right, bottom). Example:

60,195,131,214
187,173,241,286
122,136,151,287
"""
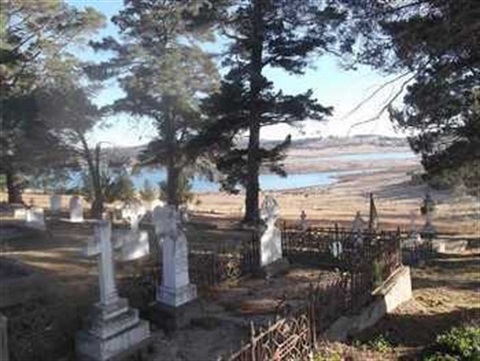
1,1,479,360
2,186,478,361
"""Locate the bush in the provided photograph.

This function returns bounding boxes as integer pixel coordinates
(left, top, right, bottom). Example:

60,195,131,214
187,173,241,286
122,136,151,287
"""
424,324,480,361
368,334,394,354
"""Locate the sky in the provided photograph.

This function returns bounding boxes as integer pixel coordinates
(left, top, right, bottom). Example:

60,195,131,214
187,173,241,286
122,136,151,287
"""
69,0,409,147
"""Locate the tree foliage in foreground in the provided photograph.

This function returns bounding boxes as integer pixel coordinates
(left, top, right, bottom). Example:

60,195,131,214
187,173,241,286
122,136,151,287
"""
0,0,105,203
344,0,480,196
194,0,350,223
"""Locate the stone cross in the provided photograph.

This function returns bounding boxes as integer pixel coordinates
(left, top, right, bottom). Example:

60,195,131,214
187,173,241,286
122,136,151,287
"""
259,196,283,267
69,196,84,223
153,205,196,307
84,221,119,306
77,220,150,361
299,210,308,231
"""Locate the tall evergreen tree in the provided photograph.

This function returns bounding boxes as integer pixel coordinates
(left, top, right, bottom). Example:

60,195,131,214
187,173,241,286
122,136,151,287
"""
0,0,105,203
342,0,480,195
88,0,219,207
195,0,346,223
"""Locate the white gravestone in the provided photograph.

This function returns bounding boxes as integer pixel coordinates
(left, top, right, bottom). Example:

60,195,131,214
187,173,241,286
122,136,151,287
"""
153,205,197,307
76,220,150,361
50,194,62,212
118,201,150,261
25,208,45,230
351,211,367,247
330,240,343,258
259,196,283,267
69,196,84,223
13,207,26,220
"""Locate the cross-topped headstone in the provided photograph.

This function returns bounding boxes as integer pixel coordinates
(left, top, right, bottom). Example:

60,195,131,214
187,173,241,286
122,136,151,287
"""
76,220,150,361
84,220,119,305
153,205,196,307
299,210,308,231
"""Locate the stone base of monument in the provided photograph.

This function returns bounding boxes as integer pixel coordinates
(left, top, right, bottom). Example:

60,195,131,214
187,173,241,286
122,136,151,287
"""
258,258,290,279
76,298,150,361
149,286,202,332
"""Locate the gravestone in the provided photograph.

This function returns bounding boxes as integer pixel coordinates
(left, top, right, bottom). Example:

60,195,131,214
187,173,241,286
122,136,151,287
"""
69,196,84,223
118,200,149,261
258,196,288,277
298,210,308,231
351,211,367,233
13,207,26,220
150,205,198,330
76,220,150,361
50,194,62,213
330,240,343,258
25,208,45,230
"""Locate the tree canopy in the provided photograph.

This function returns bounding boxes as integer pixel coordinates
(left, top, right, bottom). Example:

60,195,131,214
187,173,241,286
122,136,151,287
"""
193,0,348,223
0,0,105,202
344,0,480,195
88,0,219,206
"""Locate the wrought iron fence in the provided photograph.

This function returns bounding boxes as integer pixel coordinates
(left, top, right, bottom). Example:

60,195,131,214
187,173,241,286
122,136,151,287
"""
227,226,404,360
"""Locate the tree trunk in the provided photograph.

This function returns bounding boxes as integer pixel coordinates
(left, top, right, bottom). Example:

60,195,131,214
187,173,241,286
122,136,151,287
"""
6,168,23,204
165,105,179,207
243,0,264,225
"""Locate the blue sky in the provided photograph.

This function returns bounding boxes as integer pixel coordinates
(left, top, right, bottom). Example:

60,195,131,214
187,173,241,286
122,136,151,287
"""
69,0,408,147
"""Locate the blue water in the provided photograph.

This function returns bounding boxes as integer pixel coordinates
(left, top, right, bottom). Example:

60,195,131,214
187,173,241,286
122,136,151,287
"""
71,152,413,193
130,168,365,193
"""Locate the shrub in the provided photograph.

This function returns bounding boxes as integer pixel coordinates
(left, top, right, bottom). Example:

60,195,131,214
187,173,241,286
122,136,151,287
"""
368,334,394,353
424,324,480,361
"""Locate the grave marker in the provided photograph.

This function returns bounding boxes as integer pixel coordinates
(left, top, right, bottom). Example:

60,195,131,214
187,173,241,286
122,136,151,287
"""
69,196,84,223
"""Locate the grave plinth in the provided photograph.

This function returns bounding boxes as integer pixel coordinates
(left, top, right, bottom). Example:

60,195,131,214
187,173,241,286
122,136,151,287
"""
150,205,199,331
76,221,150,361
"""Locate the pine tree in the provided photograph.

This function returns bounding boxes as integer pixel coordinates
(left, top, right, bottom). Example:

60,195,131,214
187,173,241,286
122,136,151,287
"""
343,0,480,196
88,0,219,207
194,0,346,223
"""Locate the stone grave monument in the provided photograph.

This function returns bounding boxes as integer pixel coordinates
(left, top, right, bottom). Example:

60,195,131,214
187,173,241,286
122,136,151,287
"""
117,201,149,261
69,196,84,223
150,205,199,330
298,210,308,231
25,207,45,230
50,194,62,214
258,196,289,277
76,220,150,361
351,211,367,246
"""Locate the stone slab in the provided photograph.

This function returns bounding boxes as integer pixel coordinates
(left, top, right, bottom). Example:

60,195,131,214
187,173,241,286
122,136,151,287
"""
76,321,150,361
149,298,203,332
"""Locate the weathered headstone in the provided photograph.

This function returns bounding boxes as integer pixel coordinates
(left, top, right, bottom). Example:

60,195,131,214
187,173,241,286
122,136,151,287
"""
50,194,62,213
118,200,149,261
258,196,288,277
76,220,150,361
150,205,198,330
351,211,367,233
298,210,308,232
13,207,26,220
69,196,84,223
25,207,45,230
330,240,343,258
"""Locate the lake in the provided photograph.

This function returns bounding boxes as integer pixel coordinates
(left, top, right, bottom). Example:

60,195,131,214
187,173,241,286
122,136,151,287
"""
131,168,368,193
70,151,414,193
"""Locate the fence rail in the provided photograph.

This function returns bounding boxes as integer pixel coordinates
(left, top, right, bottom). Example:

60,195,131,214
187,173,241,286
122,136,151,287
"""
228,225,403,361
